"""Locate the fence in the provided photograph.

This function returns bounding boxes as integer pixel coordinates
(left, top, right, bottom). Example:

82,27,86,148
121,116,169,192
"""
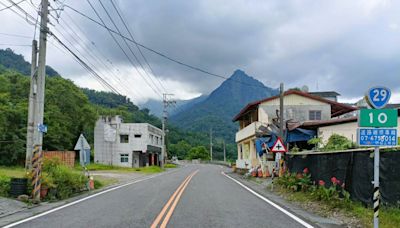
43,151,76,168
285,148,400,206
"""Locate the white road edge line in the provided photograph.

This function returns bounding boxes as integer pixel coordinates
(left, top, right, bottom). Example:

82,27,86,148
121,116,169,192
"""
221,172,314,228
3,171,170,228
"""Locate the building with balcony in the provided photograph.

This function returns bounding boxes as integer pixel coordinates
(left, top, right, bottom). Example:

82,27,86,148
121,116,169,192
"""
94,116,163,168
232,90,357,169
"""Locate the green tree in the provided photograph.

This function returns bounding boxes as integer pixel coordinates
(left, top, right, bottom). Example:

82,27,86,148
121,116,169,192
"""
169,140,191,159
186,146,210,160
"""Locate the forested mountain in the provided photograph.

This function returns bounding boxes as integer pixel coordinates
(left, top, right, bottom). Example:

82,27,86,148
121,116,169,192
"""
0,48,59,77
0,49,237,165
141,95,208,117
0,71,96,165
170,70,278,143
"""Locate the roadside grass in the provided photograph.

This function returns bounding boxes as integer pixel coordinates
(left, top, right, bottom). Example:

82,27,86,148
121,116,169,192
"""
0,166,27,178
75,163,165,173
164,163,177,168
276,186,400,228
93,176,119,189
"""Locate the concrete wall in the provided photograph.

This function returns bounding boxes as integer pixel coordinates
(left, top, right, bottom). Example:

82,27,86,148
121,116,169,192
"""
319,122,358,145
259,94,331,122
94,117,162,168
319,117,400,145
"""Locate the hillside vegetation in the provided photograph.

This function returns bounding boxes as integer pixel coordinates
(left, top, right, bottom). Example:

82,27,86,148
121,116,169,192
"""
170,70,278,143
0,48,59,77
0,49,237,166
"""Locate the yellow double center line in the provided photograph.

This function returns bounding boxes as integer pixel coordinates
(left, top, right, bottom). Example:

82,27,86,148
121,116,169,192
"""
151,170,199,228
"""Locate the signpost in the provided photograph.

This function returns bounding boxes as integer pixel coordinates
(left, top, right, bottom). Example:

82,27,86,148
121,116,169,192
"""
271,137,287,153
74,134,91,167
358,128,397,146
358,86,397,228
359,109,397,128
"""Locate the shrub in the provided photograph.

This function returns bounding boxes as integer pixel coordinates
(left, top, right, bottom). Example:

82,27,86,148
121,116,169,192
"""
43,158,87,199
276,170,312,192
311,176,350,206
323,134,355,151
277,169,351,205
0,175,10,197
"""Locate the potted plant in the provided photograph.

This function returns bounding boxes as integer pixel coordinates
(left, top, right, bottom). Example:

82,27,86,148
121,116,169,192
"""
40,175,55,199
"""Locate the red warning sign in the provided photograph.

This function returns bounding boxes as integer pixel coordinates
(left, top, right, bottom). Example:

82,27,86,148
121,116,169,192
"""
271,137,287,153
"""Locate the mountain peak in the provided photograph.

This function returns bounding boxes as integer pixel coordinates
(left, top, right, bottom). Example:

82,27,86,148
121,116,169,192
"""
230,69,248,80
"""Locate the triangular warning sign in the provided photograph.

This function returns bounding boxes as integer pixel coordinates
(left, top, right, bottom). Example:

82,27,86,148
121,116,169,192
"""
271,137,287,153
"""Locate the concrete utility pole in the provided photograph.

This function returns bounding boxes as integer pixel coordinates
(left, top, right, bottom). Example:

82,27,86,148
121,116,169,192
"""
161,94,175,169
26,0,49,201
25,40,38,169
279,83,284,139
209,128,213,161
223,140,226,163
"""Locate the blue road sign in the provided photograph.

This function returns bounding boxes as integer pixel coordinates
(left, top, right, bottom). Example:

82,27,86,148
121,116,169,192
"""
366,87,391,109
358,128,397,146
37,124,47,133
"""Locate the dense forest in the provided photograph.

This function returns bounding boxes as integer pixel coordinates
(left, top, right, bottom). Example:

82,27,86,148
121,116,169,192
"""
0,49,236,165
0,48,59,77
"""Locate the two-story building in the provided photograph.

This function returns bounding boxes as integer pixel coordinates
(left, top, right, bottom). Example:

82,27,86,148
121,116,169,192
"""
232,90,357,170
94,116,163,168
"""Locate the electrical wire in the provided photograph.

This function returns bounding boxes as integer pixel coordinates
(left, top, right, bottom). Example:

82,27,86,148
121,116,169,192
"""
0,32,30,38
89,0,162,98
52,19,141,100
2,1,123,95
63,4,268,90
110,0,167,93
50,33,122,95
0,43,30,46
0,0,25,12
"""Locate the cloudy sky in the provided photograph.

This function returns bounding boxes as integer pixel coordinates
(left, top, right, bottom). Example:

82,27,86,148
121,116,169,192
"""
1,0,400,104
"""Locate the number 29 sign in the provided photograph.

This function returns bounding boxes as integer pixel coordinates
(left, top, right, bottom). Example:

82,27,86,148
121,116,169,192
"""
366,86,391,109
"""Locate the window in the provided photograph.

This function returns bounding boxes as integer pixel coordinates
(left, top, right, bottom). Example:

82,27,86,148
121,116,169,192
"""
309,110,322,120
120,135,129,143
134,134,142,138
120,154,129,163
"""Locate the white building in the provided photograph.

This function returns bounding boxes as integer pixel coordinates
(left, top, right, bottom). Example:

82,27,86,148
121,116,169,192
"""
94,116,163,168
232,90,357,170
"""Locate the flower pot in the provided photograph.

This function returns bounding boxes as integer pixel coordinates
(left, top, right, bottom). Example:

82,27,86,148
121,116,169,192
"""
40,187,49,199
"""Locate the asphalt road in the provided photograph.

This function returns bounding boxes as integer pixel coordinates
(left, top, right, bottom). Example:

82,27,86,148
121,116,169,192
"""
8,164,315,228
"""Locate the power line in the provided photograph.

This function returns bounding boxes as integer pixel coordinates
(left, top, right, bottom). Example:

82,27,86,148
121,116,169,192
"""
63,4,268,90
0,43,31,46
93,0,163,98
0,32,31,38
110,0,167,93
0,0,25,12
50,33,122,95
3,0,126,96
99,0,165,95
53,19,141,100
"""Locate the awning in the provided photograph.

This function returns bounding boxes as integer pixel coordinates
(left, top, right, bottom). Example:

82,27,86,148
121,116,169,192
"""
286,128,316,142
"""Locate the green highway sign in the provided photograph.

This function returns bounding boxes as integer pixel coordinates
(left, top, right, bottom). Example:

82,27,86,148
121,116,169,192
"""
359,109,398,127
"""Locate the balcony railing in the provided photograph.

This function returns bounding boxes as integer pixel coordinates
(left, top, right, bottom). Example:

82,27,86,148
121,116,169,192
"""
235,121,265,142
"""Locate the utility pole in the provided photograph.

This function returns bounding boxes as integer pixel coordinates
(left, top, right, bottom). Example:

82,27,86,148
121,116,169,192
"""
27,0,49,201
25,40,38,169
279,83,284,139
161,94,175,169
209,128,213,161
223,140,226,163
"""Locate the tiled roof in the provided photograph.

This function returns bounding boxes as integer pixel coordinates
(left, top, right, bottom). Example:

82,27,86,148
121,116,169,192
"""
232,90,357,122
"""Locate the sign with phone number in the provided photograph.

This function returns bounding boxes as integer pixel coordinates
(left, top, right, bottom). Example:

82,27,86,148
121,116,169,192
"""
358,128,397,146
